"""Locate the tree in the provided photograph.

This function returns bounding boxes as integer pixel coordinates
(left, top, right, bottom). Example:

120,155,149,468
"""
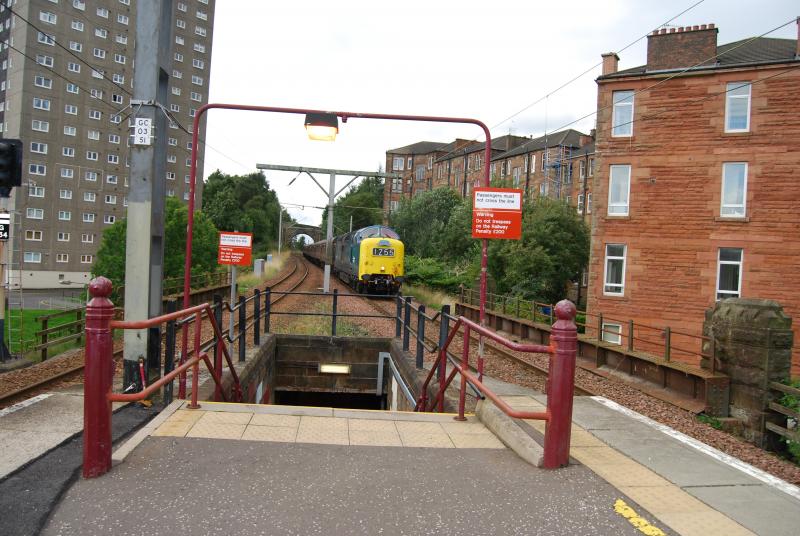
202,170,283,252
389,188,463,258
487,197,589,303
93,198,220,288
321,175,384,234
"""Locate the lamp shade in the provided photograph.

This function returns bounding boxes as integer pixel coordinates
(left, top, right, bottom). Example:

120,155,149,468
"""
304,113,339,141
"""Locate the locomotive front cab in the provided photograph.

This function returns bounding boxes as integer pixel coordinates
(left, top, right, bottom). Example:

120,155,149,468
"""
357,236,404,295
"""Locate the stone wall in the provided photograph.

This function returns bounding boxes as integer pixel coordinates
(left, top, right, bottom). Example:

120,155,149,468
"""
703,298,793,447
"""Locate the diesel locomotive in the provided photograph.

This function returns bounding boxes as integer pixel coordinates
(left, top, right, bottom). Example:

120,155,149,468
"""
303,225,404,295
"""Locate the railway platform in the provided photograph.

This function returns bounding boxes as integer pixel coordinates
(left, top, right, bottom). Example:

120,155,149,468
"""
3,374,799,535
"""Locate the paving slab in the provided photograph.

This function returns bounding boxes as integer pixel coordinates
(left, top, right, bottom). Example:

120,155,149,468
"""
493,383,800,536
43,437,658,536
685,483,800,536
0,403,157,536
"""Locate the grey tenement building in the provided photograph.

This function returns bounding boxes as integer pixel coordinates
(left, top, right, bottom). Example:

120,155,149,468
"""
0,0,214,290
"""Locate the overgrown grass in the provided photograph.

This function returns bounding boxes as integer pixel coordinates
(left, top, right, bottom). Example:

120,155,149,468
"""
696,413,723,430
4,308,82,356
778,378,800,465
286,302,370,337
402,284,456,311
236,251,289,293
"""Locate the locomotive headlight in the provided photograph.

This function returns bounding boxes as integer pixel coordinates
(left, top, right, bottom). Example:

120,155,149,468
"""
380,266,385,272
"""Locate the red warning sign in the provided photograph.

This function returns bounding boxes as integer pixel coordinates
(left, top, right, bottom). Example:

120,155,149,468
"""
218,232,253,266
471,187,523,240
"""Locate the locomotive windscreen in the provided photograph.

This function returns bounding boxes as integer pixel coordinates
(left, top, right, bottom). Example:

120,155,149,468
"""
354,226,399,241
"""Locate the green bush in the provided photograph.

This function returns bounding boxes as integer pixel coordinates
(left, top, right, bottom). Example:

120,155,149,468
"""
778,379,800,464
403,256,474,292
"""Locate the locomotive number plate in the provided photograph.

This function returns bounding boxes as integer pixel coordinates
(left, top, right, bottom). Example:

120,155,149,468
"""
372,248,394,257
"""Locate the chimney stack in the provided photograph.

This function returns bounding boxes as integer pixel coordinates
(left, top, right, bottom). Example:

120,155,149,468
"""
646,24,718,71
601,52,619,75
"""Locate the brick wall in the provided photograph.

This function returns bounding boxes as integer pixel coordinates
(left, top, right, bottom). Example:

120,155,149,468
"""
588,64,800,375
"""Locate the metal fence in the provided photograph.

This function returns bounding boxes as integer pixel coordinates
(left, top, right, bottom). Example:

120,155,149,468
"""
461,287,711,368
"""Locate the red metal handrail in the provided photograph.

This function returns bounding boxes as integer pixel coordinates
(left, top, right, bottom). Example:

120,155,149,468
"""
416,300,578,469
83,276,243,479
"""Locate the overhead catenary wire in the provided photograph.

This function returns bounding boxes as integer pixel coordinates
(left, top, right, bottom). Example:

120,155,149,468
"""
491,0,708,131
9,6,135,98
6,42,128,117
429,0,709,164
9,6,251,177
545,17,799,138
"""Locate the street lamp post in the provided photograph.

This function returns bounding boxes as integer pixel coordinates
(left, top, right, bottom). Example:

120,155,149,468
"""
181,104,492,376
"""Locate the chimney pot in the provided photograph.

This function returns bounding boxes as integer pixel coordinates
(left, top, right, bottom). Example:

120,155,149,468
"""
601,52,620,75
647,22,719,70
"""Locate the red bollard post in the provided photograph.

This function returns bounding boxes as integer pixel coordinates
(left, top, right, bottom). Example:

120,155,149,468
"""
82,277,115,478
542,300,578,469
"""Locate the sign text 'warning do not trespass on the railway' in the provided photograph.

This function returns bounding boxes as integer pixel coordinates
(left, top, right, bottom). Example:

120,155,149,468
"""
471,187,522,240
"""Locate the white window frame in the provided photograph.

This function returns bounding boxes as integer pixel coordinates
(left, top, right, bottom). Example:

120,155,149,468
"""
25,230,43,241
607,164,631,216
603,243,626,296
392,156,404,171
27,208,44,219
81,255,93,264
724,82,751,133
716,248,743,300
602,323,622,345
24,252,42,263
56,253,69,263
720,162,747,218
611,90,634,137
57,232,70,242
58,210,72,221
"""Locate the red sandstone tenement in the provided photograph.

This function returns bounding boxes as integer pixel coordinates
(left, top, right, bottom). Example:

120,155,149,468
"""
588,22,800,374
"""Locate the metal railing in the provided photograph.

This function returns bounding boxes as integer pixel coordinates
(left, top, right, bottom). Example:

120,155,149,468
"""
461,287,711,369
83,276,243,479
413,300,579,469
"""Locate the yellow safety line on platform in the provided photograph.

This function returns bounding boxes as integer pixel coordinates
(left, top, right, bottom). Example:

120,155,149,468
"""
614,499,666,536
500,395,756,536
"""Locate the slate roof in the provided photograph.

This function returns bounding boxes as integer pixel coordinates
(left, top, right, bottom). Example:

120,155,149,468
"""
434,135,529,163
386,141,448,155
494,129,588,161
604,37,798,79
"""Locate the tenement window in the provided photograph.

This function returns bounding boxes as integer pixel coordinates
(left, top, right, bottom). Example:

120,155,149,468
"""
603,244,626,295
725,82,751,133
607,165,631,216
721,163,747,217
611,90,634,137
717,248,743,300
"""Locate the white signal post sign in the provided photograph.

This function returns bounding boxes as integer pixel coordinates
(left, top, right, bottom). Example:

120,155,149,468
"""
133,117,152,146
0,213,9,241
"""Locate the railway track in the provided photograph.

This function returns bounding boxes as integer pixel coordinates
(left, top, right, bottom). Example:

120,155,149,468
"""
0,255,309,409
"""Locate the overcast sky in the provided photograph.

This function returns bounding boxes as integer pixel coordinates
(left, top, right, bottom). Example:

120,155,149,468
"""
203,0,798,228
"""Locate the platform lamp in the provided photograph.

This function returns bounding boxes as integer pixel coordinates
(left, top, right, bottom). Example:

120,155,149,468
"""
304,113,339,141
